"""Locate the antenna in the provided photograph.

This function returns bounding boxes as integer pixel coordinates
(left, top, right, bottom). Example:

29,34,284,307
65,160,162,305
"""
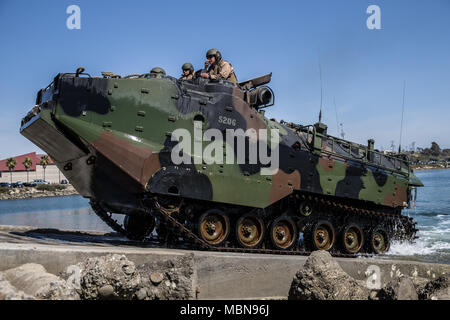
340,123,345,140
398,80,406,153
318,50,323,123
333,97,340,136
334,97,346,139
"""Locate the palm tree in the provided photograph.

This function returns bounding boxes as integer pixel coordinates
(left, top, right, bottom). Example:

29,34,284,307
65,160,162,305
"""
23,157,33,183
39,155,50,181
6,157,16,184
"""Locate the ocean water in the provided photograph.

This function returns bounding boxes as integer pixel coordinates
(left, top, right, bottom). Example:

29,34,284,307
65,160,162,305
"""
0,169,449,264
0,195,113,232
386,169,450,264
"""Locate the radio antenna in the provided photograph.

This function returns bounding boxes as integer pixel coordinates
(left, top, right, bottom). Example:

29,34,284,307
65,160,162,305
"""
333,97,340,136
398,80,406,153
340,123,345,139
318,50,323,123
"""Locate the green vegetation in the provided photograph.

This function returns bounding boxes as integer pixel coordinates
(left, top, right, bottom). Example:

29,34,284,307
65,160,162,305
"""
409,142,449,161
6,157,16,184
36,184,67,191
0,187,8,194
39,155,50,180
417,142,450,160
22,157,33,183
408,142,449,169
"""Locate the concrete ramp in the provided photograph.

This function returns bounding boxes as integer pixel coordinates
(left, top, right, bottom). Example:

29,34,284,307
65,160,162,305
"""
0,225,448,299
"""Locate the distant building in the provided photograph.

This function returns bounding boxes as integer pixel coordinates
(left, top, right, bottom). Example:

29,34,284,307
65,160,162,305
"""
0,152,66,184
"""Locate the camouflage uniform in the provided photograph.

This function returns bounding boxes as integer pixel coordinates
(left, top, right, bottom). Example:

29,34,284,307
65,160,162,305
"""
180,73,194,81
180,63,194,81
207,60,238,83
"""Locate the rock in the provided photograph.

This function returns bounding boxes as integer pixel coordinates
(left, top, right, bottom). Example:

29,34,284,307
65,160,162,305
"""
122,264,135,276
377,277,418,300
418,275,449,300
288,250,370,300
411,276,430,292
35,281,80,300
0,186,78,200
98,285,117,299
430,287,450,300
150,273,164,285
369,290,379,300
136,288,147,300
0,273,34,300
2,263,79,300
77,254,141,300
65,253,195,300
137,253,195,300
1,253,195,300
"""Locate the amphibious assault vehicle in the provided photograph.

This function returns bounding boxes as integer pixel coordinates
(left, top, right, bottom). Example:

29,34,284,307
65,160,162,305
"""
20,67,423,256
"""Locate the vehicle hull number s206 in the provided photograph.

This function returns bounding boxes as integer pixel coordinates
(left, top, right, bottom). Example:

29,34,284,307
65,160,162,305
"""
218,116,236,127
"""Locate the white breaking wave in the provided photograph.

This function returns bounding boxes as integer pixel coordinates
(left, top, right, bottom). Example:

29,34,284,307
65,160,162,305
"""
387,238,450,256
420,227,450,235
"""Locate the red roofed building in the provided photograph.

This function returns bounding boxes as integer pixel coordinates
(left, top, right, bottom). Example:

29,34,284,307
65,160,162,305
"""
0,152,63,184
0,152,54,172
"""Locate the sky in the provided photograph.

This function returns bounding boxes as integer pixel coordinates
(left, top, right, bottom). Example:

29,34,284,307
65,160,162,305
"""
0,0,449,159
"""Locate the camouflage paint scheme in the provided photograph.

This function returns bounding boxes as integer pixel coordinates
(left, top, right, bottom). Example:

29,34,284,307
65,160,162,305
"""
20,73,423,213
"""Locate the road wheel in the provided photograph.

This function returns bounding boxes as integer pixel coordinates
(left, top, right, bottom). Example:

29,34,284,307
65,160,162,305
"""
270,216,297,250
342,224,364,254
370,228,390,254
312,220,335,251
235,214,265,248
123,213,155,241
198,209,230,246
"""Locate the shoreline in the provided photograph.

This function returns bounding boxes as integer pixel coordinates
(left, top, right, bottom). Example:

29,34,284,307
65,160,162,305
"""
0,186,79,201
412,165,449,171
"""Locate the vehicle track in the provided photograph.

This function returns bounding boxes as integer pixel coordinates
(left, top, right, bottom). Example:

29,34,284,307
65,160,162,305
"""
90,193,418,258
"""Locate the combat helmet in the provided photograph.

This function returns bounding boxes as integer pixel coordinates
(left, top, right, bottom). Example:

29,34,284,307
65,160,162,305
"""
206,48,222,62
150,67,166,76
182,62,194,72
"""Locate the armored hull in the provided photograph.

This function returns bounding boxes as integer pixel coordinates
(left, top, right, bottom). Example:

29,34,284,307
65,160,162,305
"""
20,70,423,255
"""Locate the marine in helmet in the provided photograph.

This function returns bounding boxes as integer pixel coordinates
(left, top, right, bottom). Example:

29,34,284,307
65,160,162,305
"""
200,48,237,83
180,62,194,80
149,67,166,78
